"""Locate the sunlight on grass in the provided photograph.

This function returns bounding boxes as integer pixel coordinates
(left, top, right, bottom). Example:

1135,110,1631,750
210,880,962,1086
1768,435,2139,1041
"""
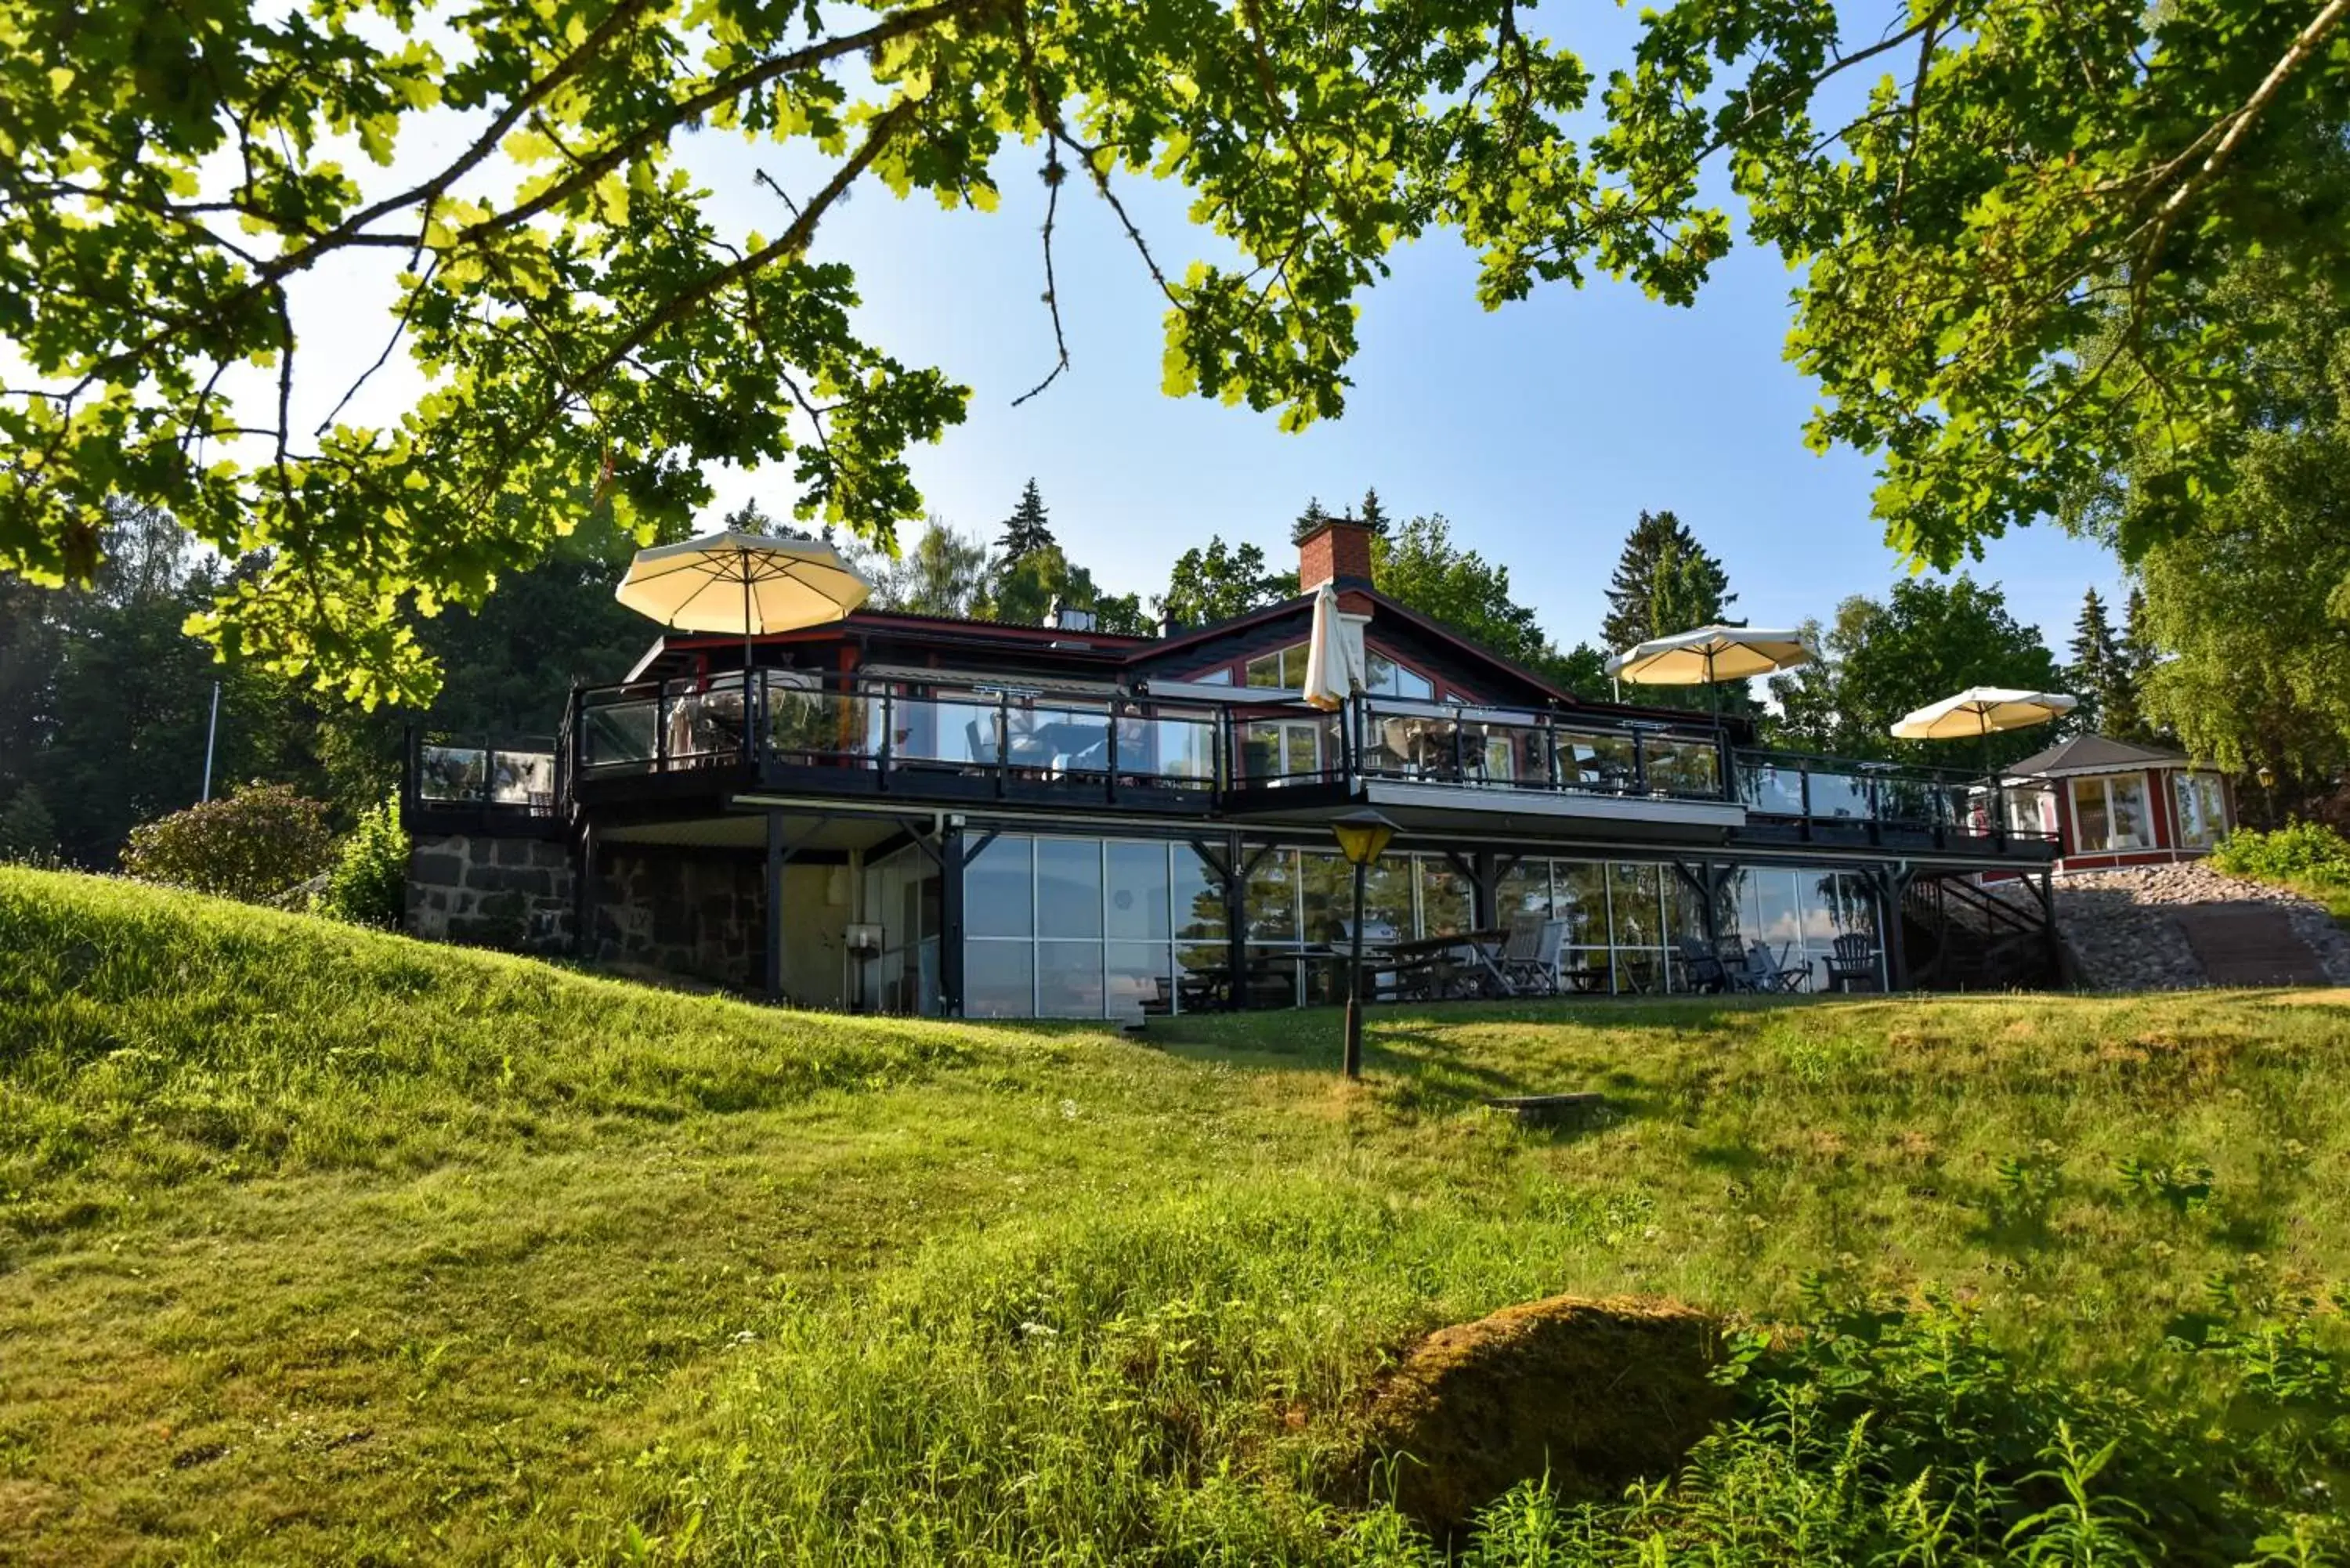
5,868,2349,1563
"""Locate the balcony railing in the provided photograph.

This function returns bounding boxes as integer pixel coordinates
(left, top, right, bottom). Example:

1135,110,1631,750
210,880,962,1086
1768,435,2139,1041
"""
521,674,2059,851
407,732,560,817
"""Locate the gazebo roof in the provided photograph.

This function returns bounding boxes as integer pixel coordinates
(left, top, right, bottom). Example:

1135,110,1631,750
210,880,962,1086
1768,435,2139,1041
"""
2006,732,2195,780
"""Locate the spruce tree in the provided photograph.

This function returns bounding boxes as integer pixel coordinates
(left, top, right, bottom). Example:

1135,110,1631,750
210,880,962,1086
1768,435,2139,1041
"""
996,479,1055,565
2066,587,2118,733
1601,510,1734,650
1289,496,1333,544
1356,487,1392,539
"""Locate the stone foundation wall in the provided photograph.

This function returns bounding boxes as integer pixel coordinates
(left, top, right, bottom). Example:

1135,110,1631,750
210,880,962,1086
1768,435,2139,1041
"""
589,851,765,990
408,833,575,953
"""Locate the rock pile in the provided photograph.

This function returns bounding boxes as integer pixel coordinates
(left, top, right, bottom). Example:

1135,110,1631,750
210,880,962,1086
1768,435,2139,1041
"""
2032,864,2350,990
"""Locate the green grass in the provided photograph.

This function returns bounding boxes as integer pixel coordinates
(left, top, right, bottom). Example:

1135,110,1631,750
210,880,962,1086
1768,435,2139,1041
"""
4,867,2350,1564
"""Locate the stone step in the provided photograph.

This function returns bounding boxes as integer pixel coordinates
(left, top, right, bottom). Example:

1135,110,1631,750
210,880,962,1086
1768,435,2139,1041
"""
2171,905,2333,986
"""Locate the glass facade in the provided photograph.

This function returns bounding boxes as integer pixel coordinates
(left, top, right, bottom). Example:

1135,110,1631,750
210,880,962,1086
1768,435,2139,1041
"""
941,833,1887,1017
1245,641,1435,699
2072,773,2153,853
964,836,1227,1017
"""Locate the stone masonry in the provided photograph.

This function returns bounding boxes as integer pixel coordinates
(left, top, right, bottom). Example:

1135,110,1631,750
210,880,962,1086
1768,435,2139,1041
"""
590,851,766,990
1992,862,2350,990
408,833,575,954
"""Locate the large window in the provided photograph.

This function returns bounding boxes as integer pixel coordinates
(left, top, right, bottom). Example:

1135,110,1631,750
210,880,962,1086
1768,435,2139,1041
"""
861,844,941,1015
2174,772,2229,849
1246,641,1434,699
2072,772,2152,854
964,836,1229,1018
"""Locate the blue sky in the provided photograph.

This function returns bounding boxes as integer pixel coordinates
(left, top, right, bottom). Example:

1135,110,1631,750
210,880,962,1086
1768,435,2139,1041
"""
687,128,2123,662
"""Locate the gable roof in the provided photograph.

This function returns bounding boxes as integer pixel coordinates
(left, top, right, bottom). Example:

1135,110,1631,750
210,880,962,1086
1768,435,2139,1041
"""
2007,733,2196,779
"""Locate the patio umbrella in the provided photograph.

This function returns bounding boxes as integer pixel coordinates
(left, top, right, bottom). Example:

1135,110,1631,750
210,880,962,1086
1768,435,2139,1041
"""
1890,687,2078,777
1300,580,1365,713
1604,624,1815,712
615,529,871,674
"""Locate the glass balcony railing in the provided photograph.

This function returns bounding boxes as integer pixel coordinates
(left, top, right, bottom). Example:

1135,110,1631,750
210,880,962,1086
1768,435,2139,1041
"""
530,674,2055,848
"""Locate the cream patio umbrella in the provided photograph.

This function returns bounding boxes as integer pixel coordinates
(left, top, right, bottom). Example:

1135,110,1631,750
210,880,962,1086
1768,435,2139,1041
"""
1300,580,1366,714
1604,624,1815,712
615,529,871,673
1890,687,2079,782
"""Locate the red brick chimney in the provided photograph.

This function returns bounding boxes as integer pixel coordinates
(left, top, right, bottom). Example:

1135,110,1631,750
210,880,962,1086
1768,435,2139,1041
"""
1298,516,1375,602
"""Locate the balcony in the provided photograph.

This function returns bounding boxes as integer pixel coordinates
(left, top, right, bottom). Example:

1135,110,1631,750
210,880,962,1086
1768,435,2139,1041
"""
406,674,2059,862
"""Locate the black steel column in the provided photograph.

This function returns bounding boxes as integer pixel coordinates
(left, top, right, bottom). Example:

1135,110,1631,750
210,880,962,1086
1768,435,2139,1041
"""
1875,862,1915,992
1225,833,1252,1011
573,824,598,959
939,820,967,1017
1470,851,1499,931
765,810,786,1000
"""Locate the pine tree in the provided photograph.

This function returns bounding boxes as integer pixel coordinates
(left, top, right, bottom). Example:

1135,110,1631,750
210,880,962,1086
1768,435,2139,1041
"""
1357,487,1393,538
1601,510,1735,650
1289,496,1333,544
2066,587,2118,733
996,479,1055,565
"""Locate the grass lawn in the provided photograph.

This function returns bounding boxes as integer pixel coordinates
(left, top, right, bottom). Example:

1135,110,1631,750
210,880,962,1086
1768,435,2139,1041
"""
4,867,2349,1564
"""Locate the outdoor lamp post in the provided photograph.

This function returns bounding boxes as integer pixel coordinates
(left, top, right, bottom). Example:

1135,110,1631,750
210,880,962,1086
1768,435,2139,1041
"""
1329,808,1397,1079
2258,764,2277,827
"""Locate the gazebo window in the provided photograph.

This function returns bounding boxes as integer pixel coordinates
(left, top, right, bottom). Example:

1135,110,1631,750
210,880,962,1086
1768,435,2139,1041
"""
2073,773,2152,854
2174,772,2229,848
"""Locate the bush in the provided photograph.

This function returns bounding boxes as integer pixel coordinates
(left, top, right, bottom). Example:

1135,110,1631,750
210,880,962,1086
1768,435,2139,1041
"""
315,793,409,928
2210,821,2350,886
120,782,334,902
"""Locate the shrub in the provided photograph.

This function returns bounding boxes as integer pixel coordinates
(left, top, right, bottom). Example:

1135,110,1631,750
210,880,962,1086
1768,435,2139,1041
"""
315,793,409,928
2211,821,2350,886
120,782,334,902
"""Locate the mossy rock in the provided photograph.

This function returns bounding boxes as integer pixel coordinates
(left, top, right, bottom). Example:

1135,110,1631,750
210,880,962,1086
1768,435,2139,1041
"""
1354,1293,1728,1534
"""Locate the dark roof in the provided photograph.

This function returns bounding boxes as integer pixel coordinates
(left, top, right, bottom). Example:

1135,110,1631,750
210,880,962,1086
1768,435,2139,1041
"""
2008,733,2194,778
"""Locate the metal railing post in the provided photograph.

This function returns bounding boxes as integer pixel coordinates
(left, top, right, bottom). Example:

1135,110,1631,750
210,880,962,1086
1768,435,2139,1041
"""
1798,763,1813,841
880,689,895,791
1106,698,1122,804
1544,724,1560,792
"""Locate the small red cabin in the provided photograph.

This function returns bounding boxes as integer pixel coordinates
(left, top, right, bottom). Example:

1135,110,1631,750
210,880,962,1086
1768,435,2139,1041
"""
2003,735,2236,873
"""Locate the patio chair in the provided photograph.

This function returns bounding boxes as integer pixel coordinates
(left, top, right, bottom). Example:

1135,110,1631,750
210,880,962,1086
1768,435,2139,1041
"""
1741,943,1810,994
1674,934,1730,993
1499,917,1571,996
1824,932,1881,993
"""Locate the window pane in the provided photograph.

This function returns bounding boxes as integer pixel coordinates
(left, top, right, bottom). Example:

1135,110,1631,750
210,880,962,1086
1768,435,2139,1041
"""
2075,780,2111,851
1498,861,1549,920
1193,667,1234,685
966,836,1034,938
1282,724,1321,778
2107,775,2150,849
1246,847,1297,940
966,941,1033,1017
1284,645,1310,686
1610,863,1661,948
1752,869,1802,949
1300,851,1350,943
1366,652,1397,695
1036,838,1103,938
1554,861,1608,947
1106,841,1172,940
1037,941,1104,1017
1105,941,1170,1017
1175,846,1227,942
1246,652,1282,688
1419,857,1473,936
1394,665,1434,700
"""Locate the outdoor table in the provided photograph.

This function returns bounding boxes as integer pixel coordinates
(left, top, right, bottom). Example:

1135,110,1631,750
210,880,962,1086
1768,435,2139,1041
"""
1338,929,1508,1000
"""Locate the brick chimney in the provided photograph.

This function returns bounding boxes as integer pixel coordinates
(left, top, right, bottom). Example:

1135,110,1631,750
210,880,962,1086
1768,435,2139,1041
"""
1298,515,1375,599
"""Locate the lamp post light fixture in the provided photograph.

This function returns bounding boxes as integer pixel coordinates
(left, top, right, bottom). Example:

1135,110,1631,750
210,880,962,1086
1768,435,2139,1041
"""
2257,764,2277,827
1329,808,1397,1079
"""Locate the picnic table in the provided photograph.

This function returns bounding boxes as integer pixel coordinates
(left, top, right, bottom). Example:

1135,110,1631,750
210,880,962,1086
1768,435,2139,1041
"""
1319,928,1509,1001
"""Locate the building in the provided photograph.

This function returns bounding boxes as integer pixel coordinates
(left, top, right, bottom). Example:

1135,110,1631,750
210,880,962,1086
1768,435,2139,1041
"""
401,518,2063,1013
2001,734,2236,874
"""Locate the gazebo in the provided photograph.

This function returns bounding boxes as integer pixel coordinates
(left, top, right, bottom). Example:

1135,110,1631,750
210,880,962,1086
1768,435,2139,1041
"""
2002,735,2236,873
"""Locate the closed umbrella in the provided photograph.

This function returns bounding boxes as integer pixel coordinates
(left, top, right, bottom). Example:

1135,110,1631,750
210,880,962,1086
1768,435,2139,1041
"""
1300,580,1365,714
1605,625,1815,712
615,529,871,674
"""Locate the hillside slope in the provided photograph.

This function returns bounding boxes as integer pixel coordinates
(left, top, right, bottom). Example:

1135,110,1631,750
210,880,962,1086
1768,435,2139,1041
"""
4,869,2349,1564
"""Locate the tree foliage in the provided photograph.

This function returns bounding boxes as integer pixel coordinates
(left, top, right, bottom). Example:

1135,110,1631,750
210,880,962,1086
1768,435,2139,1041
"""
2080,262,2350,788
866,522,994,620
120,782,336,902
1769,576,2066,768
1601,511,1734,652
1153,537,1295,627
13,0,2336,694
